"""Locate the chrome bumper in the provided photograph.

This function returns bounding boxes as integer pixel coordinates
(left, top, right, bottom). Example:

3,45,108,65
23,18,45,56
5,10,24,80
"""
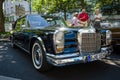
46,47,112,66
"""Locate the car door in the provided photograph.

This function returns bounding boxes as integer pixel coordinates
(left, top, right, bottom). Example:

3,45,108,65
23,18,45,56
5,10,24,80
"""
14,17,27,48
13,18,24,47
20,16,32,51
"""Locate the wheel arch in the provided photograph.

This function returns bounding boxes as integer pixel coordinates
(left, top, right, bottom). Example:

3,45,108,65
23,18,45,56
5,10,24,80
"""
30,37,47,55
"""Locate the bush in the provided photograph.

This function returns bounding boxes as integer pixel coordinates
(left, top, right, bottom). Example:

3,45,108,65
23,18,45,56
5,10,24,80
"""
0,32,11,38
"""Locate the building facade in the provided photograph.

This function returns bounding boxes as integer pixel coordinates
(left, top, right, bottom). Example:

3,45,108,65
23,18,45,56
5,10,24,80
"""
4,0,30,22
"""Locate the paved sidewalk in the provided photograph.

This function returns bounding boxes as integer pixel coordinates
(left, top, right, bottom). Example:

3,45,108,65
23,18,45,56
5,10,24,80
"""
0,38,10,42
0,76,21,80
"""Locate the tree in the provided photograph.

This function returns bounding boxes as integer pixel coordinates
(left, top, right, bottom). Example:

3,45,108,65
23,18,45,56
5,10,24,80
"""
32,0,79,20
0,0,5,32
95,0,114,9
32,0,48,14
27,0,87,20
80,0,85,9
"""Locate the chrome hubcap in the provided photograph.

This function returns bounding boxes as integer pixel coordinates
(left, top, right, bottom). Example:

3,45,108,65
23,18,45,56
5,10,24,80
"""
32,43,42,69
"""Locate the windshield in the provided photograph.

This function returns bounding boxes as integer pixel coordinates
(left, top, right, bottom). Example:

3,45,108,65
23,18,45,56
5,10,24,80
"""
27,15,49,28
42,16,65,27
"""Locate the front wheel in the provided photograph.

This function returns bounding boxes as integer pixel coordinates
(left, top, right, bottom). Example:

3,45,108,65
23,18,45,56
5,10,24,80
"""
32,40,51,71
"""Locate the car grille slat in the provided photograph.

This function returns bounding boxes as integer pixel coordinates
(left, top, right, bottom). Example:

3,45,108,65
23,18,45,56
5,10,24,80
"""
64,31,78,53
81,33,101,53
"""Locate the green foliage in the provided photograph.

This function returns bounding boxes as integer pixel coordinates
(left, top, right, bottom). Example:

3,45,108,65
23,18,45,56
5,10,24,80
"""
0,32,11,38
96,0,120,15
4,17,9,22
95,0,116,9
32,0,80,19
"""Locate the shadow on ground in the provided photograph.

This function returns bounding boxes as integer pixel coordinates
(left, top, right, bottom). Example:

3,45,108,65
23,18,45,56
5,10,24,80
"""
0,42,120,80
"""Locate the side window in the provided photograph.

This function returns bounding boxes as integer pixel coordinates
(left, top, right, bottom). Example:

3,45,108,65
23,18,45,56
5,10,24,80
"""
15,17,26,31
21,18,26,27
15,19,22,31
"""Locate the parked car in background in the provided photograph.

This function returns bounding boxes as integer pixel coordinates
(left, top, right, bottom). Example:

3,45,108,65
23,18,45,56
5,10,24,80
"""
101,15,120,52
10,14,112,71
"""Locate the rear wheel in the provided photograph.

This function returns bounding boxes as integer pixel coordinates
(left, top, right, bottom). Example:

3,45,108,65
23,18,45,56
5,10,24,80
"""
32,40,51,71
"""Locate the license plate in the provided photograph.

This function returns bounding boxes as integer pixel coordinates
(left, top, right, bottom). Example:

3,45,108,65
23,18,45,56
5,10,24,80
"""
87,55,92,62
91,54,101,61
86,53,106,62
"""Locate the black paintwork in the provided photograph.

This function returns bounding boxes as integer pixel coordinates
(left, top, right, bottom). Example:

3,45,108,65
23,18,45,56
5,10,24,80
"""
11,14,108,55
11,14,80,55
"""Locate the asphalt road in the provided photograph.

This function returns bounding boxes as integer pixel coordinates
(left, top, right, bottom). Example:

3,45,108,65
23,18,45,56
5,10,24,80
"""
0,41,120,80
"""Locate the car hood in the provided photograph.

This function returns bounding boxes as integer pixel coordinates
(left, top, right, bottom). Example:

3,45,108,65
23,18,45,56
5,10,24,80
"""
40,25,83,31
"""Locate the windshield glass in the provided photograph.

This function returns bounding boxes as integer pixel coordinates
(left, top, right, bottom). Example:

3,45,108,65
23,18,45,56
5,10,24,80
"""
27,15,49,28
42,16,65,27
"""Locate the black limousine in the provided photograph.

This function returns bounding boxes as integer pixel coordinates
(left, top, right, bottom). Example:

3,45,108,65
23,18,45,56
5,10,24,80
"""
10,14,112,71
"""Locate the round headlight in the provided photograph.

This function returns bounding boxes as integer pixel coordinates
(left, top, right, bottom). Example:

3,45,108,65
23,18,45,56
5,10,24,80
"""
106,30,112,38
54,30,64,53
55,31,64,44
106,30,112,45
77,32,82,45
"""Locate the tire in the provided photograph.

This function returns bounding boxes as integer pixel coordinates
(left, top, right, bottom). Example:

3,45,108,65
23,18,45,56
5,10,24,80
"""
32,40,51,72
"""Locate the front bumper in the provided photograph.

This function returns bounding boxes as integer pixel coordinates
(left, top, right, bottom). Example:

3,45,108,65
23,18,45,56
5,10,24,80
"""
46,46,112,66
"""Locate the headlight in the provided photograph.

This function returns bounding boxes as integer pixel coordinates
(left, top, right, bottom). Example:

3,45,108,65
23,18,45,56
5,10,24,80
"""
54,30,64,53
106,30,112,45
77,32,82,46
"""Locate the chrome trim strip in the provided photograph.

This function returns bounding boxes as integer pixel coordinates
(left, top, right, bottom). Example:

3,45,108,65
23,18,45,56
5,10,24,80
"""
46,47,112,66
37,37,47,54
47,56,84,66
46,52,80,59
13,43,30,53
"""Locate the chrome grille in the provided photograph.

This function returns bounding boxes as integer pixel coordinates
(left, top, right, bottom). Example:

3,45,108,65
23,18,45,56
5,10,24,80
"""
81,33,101,53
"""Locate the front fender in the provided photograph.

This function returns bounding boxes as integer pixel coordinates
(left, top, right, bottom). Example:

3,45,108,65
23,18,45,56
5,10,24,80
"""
30,36,47,55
